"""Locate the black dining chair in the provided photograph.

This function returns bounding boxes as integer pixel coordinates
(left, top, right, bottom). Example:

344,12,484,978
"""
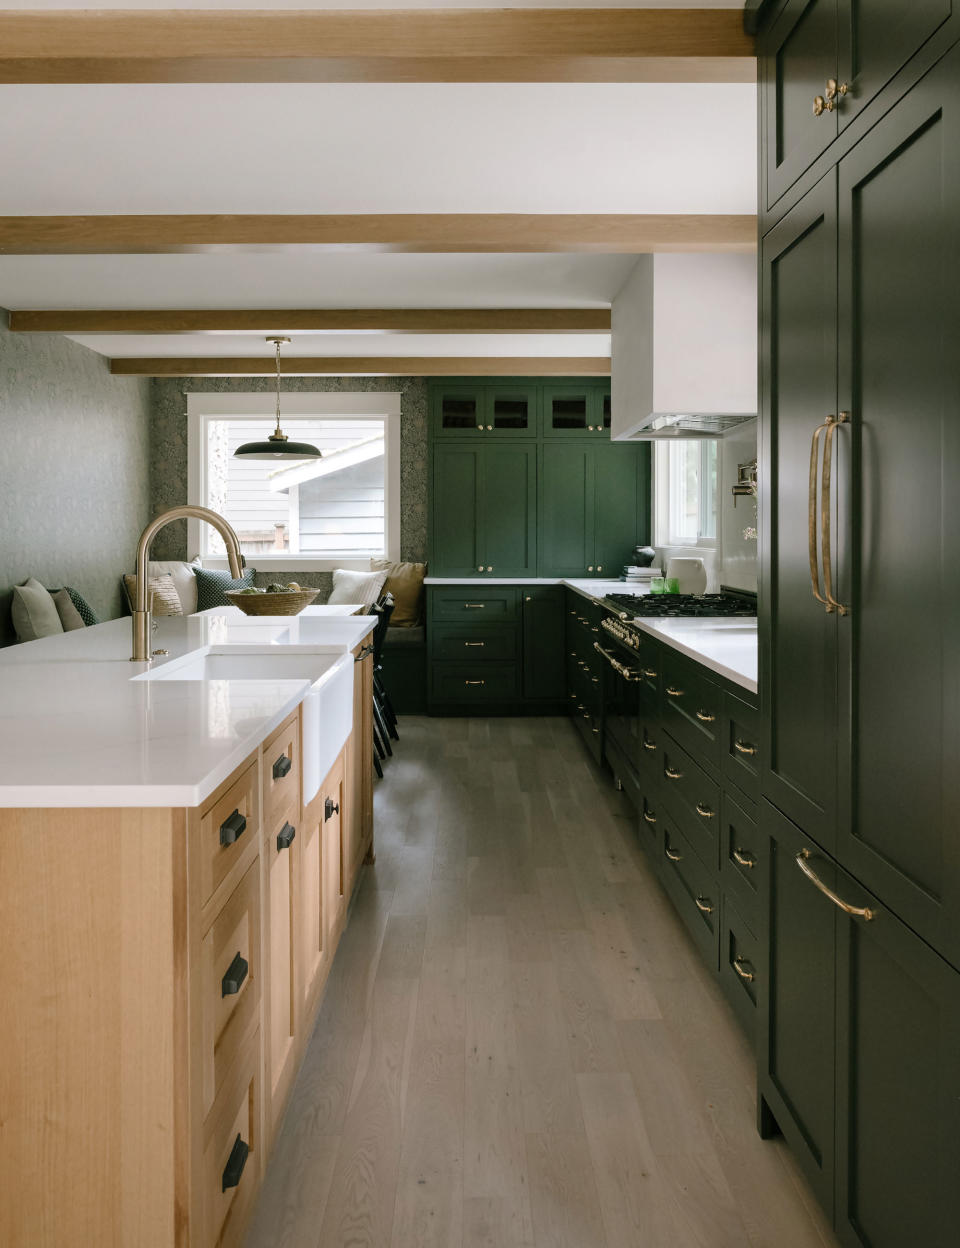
368,594,396,777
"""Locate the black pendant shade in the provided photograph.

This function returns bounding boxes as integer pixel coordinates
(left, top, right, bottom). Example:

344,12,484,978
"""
233,336,322,461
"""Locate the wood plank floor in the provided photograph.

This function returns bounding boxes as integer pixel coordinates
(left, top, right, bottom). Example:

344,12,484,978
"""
245,716,839,1248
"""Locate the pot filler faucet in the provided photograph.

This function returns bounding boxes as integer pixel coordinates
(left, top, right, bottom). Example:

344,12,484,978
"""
131,505,244,661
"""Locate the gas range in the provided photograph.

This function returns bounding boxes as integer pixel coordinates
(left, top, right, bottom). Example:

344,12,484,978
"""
600,588,757,651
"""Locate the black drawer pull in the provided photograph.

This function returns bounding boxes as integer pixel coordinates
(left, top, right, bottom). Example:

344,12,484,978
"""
325,796,340,821
219,809,247,847
221,952,248,997
276,822,296,851
272,753,292,780
221,1133,250,1192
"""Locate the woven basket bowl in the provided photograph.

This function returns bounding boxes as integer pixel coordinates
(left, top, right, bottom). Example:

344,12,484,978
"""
224,588,319,616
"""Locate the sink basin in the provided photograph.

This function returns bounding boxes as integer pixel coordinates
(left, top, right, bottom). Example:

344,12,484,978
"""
135,648,354,804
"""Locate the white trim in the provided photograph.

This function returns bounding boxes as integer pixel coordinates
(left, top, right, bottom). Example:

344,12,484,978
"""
186,391,401,568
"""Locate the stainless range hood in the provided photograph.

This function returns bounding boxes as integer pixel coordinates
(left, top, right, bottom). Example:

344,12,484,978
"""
610,254,757,441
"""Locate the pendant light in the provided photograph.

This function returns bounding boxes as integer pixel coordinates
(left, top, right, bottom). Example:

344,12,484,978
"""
233,336,322,460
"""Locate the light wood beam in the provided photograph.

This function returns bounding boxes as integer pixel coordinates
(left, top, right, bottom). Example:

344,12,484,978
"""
8,308,611,335
108,356,611,378
0,214,757,256
0,10,755,85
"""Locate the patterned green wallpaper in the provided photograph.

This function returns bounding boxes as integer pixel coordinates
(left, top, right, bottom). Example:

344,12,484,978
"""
0,317,152,646
149,377,429,595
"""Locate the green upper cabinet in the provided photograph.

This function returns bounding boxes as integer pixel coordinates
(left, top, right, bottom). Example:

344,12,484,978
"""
431,380,538,438
593,440,650,577
430,441,536,577
541,382,610,438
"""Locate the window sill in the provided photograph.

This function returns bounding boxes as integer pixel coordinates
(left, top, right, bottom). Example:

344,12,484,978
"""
200,557,378,573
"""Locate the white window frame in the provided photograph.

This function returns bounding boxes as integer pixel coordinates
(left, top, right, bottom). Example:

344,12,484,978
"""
187,392,401,571
653,439,719,549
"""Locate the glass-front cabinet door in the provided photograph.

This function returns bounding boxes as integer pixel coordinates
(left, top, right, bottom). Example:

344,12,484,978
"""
542,383,609,437
485,385,538,436
433,386,484,436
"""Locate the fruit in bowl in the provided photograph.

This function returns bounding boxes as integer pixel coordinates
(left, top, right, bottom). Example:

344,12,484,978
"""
224,585,319,616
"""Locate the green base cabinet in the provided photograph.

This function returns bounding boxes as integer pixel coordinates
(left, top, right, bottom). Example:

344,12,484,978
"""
521,587,566,701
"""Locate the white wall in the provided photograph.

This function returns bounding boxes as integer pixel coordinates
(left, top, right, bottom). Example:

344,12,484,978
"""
717,419,758,591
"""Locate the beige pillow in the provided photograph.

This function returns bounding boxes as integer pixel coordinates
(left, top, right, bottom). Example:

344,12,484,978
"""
327,568,387,611
51,588,86,632
123,572,184,617
11,578,65,642
369,559,426,627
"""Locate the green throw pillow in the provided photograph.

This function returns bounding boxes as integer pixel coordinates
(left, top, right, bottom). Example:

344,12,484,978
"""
193,565,256,611
62,587,99,626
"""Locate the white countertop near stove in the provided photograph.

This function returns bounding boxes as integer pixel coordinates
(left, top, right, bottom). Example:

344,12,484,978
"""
0,606,376,808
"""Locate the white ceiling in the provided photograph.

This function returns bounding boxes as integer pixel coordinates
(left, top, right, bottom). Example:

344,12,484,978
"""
0,83,756,215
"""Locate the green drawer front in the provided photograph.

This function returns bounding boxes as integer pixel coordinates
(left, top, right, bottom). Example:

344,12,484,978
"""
432,623,518,663
660,732,722,872
720,898,759,1038
661,653,722,771
659,812,720,970
429,587,519,621
720,791,761,937
430,664,518,703
722,692,761,806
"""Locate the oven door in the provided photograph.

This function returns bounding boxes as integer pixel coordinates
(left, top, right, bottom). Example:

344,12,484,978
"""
594,640,642,791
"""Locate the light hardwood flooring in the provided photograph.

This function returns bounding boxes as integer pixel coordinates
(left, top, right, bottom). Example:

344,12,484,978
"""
244,716,839,1248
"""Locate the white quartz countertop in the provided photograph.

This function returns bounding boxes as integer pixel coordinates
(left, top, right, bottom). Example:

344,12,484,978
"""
424,577,757,693
0,607,376,809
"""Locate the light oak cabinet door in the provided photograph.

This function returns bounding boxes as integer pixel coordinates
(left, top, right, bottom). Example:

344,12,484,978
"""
344,645,374,897
299,752,345,1025
265,804,300,1138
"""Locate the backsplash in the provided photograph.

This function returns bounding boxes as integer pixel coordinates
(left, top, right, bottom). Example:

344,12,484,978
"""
0,316,152,645
149,376,428,568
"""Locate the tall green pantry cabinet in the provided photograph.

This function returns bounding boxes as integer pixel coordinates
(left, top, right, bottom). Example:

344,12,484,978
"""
755,3,960,1244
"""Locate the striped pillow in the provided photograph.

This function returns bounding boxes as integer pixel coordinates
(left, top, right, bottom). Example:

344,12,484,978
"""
123,572,184,617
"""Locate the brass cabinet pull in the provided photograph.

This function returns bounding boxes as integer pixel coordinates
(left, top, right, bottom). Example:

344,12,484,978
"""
813,94,827,116
809,418,833,609
666,686,684,698
694,896,714,914
732,848,756,869
464,679,485,686
477,565,484,572
796,849,875,920
664,766,682,780
643,809,657,824
642,737,657,752
734,739,757,757
695,709,715,723
733,956,755,983
695,802,715,819
821,412,850,615
665,844,682,862
594,641,641,682
642,668,658,680
465,603,485,608
464,641,485,647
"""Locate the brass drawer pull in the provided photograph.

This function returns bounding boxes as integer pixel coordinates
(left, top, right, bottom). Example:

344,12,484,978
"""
464,679,485,686
665,844,682,862
695,709,716,723
643,810,657,825
665,766,682,781
808,417,833,609
796,849,875,920
464,641,485,647
666,686,684,698
733,956,755,983
642,737,657,752
821,412,850,615
694,896,714,915
695,803,715,819
464,603,485,608
642,668,658,679
734,739,757,756
732,848,756,869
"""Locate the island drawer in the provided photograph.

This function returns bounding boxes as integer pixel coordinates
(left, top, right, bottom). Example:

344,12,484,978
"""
202,1028,261,1248
431,623,519,663
261,710,300,825
429,587,519,620
199,856,261,1121
198,760,260,910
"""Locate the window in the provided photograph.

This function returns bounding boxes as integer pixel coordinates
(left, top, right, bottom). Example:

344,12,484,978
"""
188,393,400,570
654,439,718,546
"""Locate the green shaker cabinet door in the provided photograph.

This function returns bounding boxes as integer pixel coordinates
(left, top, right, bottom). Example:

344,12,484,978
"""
539,443,594,576
479,445,537,577
522,586,566,701
593,440,649,577
431,443,481,575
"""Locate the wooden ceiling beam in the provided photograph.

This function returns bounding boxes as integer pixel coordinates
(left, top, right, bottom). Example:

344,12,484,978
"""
0,10,754,84
0,214,757,256
8,308,611,335
108,356,611,378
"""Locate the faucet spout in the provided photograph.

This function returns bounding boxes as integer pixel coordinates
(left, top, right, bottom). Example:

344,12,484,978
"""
131,505,244,661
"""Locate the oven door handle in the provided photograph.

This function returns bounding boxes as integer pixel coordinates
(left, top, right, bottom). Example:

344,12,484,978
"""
593,641,641,682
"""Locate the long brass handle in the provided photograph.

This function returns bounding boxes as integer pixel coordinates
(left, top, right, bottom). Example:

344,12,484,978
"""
694,896,713,914
734,739,757,756
821,412,850,616
666,686,684,698
695,710,716,723
665,845,682,862
809,418,833,610
733,956,755,983
695,803,715,819
594,641,641,682
643,809,657,824
796,849,875,919
732,848,755,869
665,766,682,780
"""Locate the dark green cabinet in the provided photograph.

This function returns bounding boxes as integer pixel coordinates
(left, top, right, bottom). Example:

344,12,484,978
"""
521,587,566,701
431,382,538,438
541,382,610,437
430,442,536,578
593,440,650,577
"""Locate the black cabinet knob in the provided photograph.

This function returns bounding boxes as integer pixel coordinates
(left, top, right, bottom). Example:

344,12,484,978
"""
273,753,292,780
221,951,248,997
219,809,247,847
276,822,296,851
221,1133,249,1192
324,796,340,822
